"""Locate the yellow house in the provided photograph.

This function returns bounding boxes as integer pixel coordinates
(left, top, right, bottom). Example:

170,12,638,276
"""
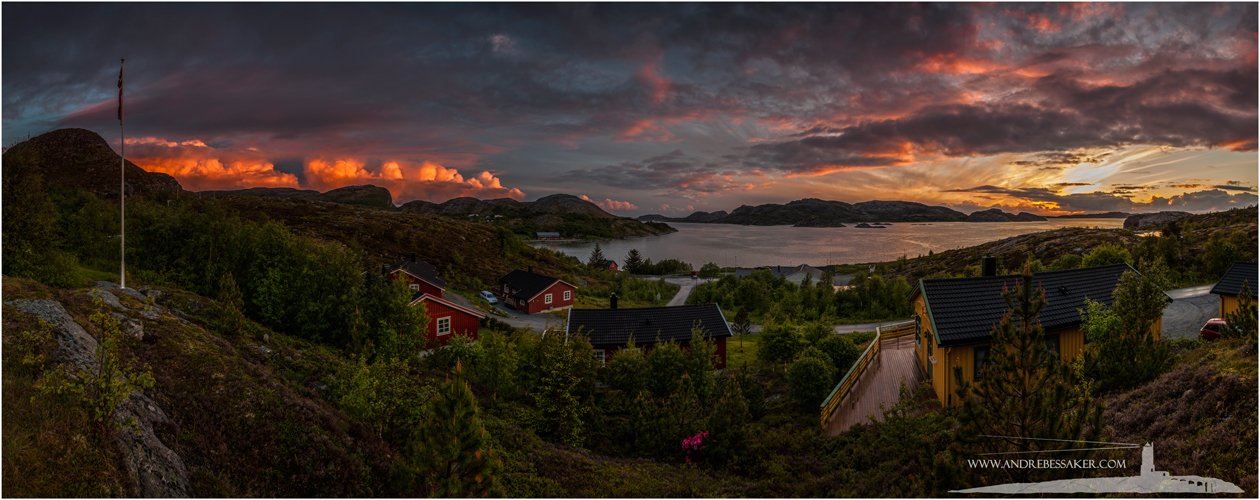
909,262,1164,407
1209,261,1258,317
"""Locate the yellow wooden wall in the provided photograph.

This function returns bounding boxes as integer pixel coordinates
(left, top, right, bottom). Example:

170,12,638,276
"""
1221,295,1239,318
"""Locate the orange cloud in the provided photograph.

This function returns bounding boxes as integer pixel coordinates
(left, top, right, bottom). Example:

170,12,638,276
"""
304,158,525,204
139,157,300,190
579,194,639,212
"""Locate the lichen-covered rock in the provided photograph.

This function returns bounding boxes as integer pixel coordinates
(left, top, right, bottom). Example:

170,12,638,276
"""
4,299,101,372
110,313,145,340
112,392,190,497
95,281,149,301
89,289,128,310
1124,211,1192,229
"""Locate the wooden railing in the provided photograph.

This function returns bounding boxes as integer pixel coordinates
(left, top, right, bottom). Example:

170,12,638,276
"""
819,326,884,430
879,321,916,340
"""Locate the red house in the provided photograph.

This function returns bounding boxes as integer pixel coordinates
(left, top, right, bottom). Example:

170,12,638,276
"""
597,259,619,272
565,303,734,369
495,268,578,314
388,253,446,298
409,292,486,346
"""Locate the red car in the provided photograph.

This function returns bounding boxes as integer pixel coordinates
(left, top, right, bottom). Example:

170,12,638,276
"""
1200,318,1227,341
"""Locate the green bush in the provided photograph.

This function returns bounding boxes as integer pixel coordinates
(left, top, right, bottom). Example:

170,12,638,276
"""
756,322,802,367
818,335,859,376
787,355,836,409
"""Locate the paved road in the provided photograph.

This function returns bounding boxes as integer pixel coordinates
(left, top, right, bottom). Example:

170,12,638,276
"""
1162,284,1218,340
743,319,911,335
445,292,560,333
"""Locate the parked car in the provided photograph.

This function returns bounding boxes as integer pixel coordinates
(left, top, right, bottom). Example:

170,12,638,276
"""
479,290,498,304
1200,318,1227,341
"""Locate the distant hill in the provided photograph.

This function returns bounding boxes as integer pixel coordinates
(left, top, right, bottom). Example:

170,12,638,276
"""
402,193,674,240
1051,211,1134,219
965,208,1047,222
652,198,968,226
2,128,184,196
635,210,728,223
198,185,394,208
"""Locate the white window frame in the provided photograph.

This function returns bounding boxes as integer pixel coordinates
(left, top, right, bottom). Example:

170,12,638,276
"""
410,284,420,291
545,293,553,304
594,349,606,366
437,316,452,336
563,290,571,301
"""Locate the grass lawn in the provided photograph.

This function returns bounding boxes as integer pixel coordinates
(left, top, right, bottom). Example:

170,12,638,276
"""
725,334,759,369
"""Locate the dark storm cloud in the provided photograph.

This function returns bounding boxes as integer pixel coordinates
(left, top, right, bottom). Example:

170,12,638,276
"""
2,3,1256,202
1214,181,1257,192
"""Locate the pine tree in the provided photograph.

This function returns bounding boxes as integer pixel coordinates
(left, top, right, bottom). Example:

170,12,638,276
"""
624,248,644,274
400,361,503,497
705,375,750,466
218,272,246,335
533,330,585,447
1083,258,1173,393
952,265,1103,484
587,243,606,268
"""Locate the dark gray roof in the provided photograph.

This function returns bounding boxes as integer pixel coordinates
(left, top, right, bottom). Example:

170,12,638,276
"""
390,258,447,289
498,269,572,300
916,263,1140,347
1209,262,1258,298
566,304,733,348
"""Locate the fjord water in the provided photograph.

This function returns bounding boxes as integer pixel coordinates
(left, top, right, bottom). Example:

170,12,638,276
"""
534,219,1127,268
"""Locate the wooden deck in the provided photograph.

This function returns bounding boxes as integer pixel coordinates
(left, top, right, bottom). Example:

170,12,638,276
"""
823,334,926,436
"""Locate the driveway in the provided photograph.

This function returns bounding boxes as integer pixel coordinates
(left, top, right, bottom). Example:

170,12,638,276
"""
443,292,561,333
635,275,719,307
1161,284,1218,340
742,319,910,335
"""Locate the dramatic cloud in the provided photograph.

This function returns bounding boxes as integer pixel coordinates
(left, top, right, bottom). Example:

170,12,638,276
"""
3,3,1256,212
944,184,1258,213
579,195,638,212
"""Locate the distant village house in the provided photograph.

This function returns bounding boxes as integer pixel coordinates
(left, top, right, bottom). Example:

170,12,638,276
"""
1210,261,1258,317
495,267,577,314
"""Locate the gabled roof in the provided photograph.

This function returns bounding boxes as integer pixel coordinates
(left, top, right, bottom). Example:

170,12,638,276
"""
497,269,576,301
390,258,447,290
1209,261,1258,298
566,303,733,348
598,259,618,268
912,263,1146,347
408,292,486,319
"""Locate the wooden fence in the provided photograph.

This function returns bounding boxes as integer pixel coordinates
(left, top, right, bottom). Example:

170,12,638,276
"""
819,327,883,429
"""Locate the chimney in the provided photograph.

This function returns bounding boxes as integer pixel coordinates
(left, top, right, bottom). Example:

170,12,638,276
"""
981,256,997,277
610,292,618,309
410,252,416,263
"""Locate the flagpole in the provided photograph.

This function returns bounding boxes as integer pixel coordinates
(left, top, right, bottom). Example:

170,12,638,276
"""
119,58,126,289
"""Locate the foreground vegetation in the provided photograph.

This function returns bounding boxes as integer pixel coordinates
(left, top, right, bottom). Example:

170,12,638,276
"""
3,151,1255,496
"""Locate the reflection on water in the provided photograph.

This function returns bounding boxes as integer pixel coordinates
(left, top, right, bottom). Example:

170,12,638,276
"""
533,220,1128,268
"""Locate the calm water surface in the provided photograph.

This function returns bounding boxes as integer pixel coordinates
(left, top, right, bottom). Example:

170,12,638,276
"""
534,220,1127,268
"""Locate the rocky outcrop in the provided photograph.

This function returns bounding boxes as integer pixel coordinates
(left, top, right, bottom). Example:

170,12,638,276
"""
636,214,671,222
2,128,184,197
683,210,728,222
854,222,886,228
4,296,190,497
1124,211,1192,229
965,208,1047,222
852,200,968,222
793,217,846,227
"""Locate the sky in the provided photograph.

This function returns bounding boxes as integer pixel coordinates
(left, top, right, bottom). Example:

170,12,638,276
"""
4,3,1257,215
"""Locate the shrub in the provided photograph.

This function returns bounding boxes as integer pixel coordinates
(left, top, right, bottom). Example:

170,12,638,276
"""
645,340,687,397
756,322,802,368
787,355,836,409
1081,243,1130,268
818,334,859,375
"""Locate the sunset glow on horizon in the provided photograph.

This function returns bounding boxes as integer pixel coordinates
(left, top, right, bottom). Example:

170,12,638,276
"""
4,3,1256,214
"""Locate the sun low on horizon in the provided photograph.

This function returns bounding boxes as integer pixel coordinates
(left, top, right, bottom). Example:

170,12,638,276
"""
4,3,1256,216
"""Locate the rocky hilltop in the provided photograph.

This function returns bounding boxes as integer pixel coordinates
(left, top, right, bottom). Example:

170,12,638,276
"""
199,185,394,208
965,208,1047,222
400,193,615,219
1124,211,1193,229
3,128,184,196
635,210,728,223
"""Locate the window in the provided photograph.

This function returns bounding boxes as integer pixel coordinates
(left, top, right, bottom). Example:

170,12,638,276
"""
914,315,922,349
410,284,420,291
563,290,571,301
545,293,553,304
974,346,990,381
437,317,451,336
593,349,606,366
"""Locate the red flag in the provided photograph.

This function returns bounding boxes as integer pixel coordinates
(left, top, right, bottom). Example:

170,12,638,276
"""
117,60,124,121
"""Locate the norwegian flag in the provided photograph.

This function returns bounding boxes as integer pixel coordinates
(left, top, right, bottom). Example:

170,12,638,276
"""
117,59,124,121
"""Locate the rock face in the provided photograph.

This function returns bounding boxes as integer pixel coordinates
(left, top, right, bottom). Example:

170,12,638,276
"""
1124,211,1192,229
400,193,617,219
5,297,190,497
2,128,184,197
198,185,393,208
965,208,1047,222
